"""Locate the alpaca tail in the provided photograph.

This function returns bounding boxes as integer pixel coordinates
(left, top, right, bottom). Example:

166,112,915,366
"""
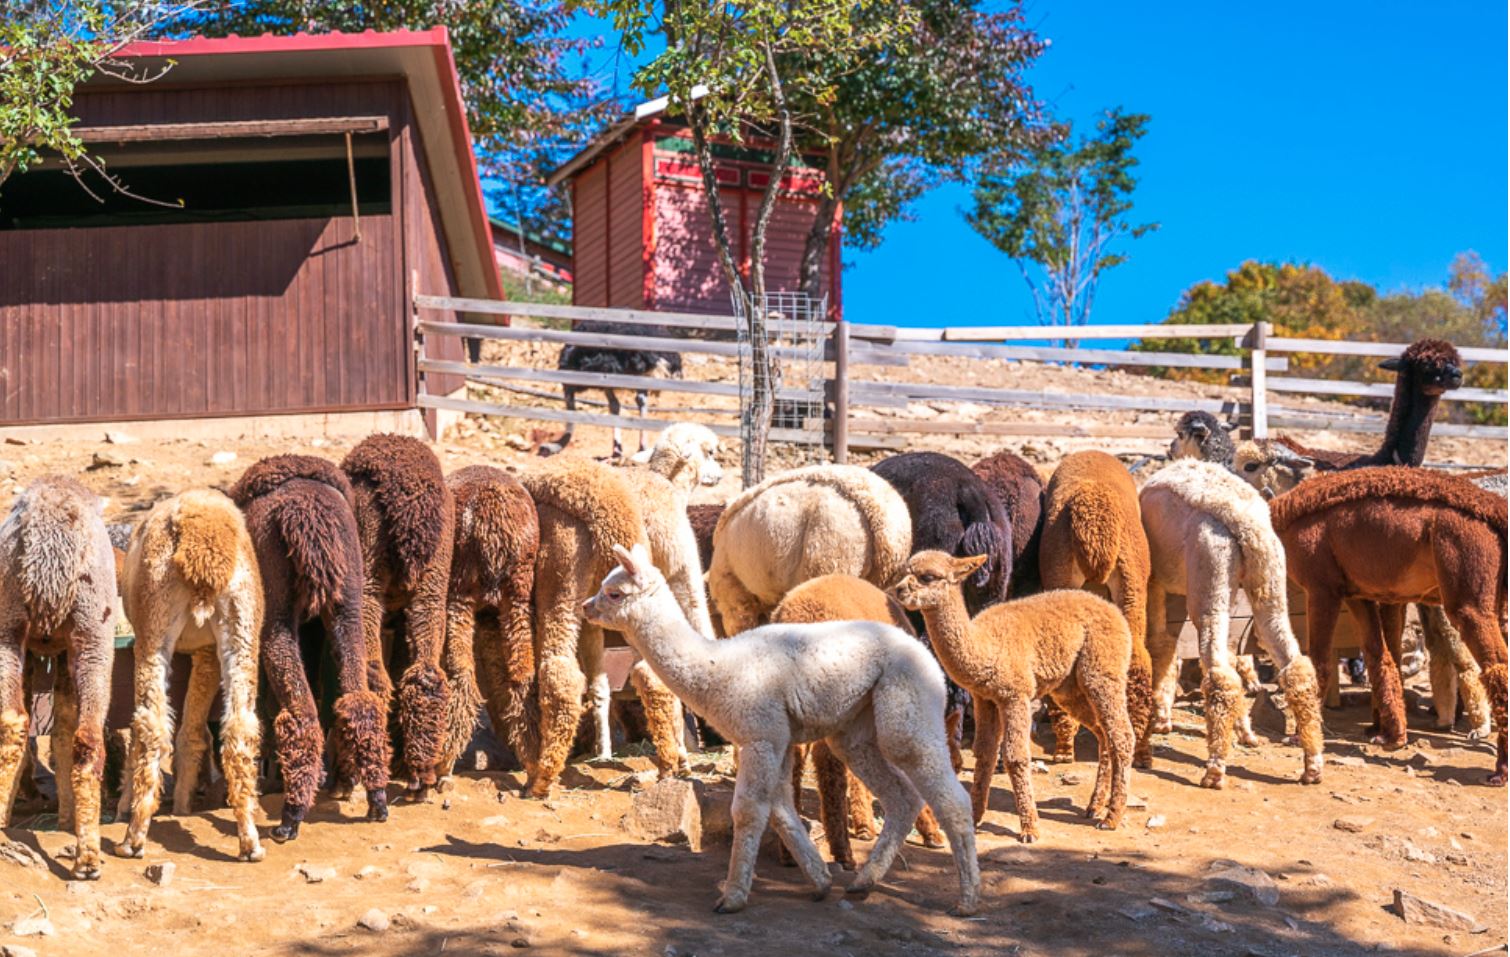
959,519,1005,594
343,435,449,591
1067,484,1121,584
170,497,239,626
276,498,351,611
15,480,94,634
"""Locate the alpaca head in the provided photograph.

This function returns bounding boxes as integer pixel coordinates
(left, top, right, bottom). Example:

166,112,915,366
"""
1233,440,1316,499
1170,411,1236,466
891,550,988,612
582,543,668,630
641,423,723,487
1383,338,1463,397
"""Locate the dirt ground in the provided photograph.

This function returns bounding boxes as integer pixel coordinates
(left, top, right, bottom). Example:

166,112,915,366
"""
0,351,1504,956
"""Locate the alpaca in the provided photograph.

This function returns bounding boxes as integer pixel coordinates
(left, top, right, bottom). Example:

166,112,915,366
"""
0,477,116,879
709,465,912,634
892,552,1134,842
1139,460,1324,788
115,489,265,863
771,574,945,870
1169,411,1237,468
1274,338,1463,469
441,466,539,779
971,451,1046,595
517,457,682,796
585,543,980,916
1268,467,1508,783
538,336,684,458
688,503,724,577
230,455,391,841
342,434,454,798
1038,451,1156,767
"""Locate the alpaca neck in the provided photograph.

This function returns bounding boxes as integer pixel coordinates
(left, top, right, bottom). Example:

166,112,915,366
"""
648,452,697,497
917,590,995,684
1373,374,1439,467
619,586,725,707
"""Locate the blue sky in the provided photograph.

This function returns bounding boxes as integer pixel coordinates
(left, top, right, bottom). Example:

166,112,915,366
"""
543,1,1508,328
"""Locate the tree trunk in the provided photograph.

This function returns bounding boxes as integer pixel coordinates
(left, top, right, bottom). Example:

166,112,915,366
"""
797,193,839,301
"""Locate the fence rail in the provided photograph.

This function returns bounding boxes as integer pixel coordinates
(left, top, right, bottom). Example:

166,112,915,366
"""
414,299,1506,461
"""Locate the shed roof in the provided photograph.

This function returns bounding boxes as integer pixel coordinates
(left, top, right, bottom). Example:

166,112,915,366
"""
104,28,502,299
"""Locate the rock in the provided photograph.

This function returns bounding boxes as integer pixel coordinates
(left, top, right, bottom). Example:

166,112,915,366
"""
104,431,137,445
1333,816,1374,833
208,451,238,467
1205,861,1279,906
1330,755,1366,768
406,878,430,894
1392,890,1483,932
298,863,337,883
620,778,733,850
10,917,53,938
1149,897,1187,914
1201,916,1235,934
355,866,383,880
1031,760,1049,774
1057,772,1082,786
1145,814,1166,830
1304,874,1333,887
357,909,390,932
1187,889,1236,904
1402,841,1436,864
1250,686,1292,735
1118,902,1158,921
146,861,176,886
0,840,44,868
89,449,128,469
3,945,40,957
504,433,533,452
1125,793,1148,809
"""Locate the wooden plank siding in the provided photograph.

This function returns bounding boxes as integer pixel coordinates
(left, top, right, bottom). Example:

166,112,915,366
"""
607,139,645,309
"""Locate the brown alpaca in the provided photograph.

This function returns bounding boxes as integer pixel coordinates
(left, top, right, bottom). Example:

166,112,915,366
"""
771,575,945,870
231,456,391,841
342,434,454,798
518,457,682,797
442,466,539,779
1269,467,1508,783
117,489,265,863
1039,451,1156,768
972,451,1046,595
0,477,117,879
893,552,1135,841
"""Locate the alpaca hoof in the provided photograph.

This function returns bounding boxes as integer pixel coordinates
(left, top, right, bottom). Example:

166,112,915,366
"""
240,843,267,863
1049,753,1074,765
810,880,833,901
328,782,354,801
1151,718,1173,734
366,791,390,823
1132,754,1154,771
851,826,876,841
712,895,746,914
1095,818,1121,832
1199,769,1225,790
72,852,102,881
948,901,981,918
1299,768,1323,786
1486,772,1507,787
1016,831,1038,845
1237,732,1262,748
1467,725,1492,742
846,881,874,899
114,840,144,859
922,835,946,849
271,824,300,843
406,783,435,804
1369,733,1407,752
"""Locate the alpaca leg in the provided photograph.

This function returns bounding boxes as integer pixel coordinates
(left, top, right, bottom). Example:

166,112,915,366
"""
1441,603,1508,785
944,699,966,773
579,627,613,762
716,740,783,914
1146,581,1178,735
969,698,1003,827
1085,715,1113,820
1232,654,1262,748
1421,606,1461,729
438,596,484,782
765,745,832,901
844,766,878,840
630,660,690,777
262,613,325,842
359,586,393,706
476,610,538,775
997,696,1039,843
778,745,805,868
635,389,651,454
0,636,25,829
527,651,586,799
1247,591,1325,785
524,557,588,799
399,570,451,796
828,728,925,900
1306,591,1343,711
215,605,265,863
810,743,855,868
499,561,540,760
1109,565,1156,768
1047,700,1079,764
66,643,111,881
708,560,764,636
606,390,624,460
1350,599,1407,749
1425,606,1492,738
52,656,78,834
327,595,392,823
1198,666,1242,790
172,650,220,815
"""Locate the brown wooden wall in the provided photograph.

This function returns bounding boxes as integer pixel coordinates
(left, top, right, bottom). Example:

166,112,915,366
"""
570,136,644,310
0,78,466,426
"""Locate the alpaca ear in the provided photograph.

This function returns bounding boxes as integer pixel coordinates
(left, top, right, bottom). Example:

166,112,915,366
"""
1221,420,1239,432
1378,356,1403,372
951,554,989,583
630,542,653,576
612,543,642,578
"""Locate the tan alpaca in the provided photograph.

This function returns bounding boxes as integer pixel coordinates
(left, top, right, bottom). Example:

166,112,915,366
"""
894,552,1134,842
772,575,945,869
1039,451,1156,768
118,489,265,862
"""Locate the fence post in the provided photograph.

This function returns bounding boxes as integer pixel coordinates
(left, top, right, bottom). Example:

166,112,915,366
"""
1247,321,1269,439
831,318,850,464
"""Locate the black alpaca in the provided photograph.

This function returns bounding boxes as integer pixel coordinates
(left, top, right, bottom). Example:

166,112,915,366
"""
971,450,1046,597
1169,410,1238,468
539,330,683,458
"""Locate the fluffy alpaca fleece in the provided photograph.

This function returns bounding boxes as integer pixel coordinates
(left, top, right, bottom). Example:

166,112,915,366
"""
971,451,1046,595
585,544,980,916
709,465,912,634
1038,451,1156,768
443,466,539,778
231,455,391,840
1169,411,1237,468
0,476,116,879
518,457,682,797
1269,467,1508,783
1139,460,1324,788
342,434,454,797
893,553,1135,842
771,575,945,870
115,489,265,863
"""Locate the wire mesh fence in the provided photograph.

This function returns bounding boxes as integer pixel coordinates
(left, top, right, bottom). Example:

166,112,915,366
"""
732,290,829,483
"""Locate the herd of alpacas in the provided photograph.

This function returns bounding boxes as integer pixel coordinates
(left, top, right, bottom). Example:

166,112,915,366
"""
0,337,1502,920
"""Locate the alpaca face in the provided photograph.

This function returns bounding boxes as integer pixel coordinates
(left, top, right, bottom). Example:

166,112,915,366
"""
1382,338,1464,397
891,550,987,611
582,543,662,629
1233,440,1315,500
1170,412,1235,466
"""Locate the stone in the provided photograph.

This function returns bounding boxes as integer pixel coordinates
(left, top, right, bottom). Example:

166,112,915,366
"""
406,878,431,894
1118,902,1158,921
104,431,137,445
1201,916,1235,933
298,863,337,883
1057,772,1083,786
1205,861,1279,906
1402,842,1436,864
1187,889,1236,904
1333,816,1374,833
0,840,44,868
1125,793,1148,809
146,861,176,886
1149,897,1187,914
10,917,53,938
355,866,382,880
1146,815,1166,829
208,451,239,467
357,909,390,933
1331,755,1366,768
1392,890,1484,932
89,449,127,469
3,945,40,957
620,778,732,851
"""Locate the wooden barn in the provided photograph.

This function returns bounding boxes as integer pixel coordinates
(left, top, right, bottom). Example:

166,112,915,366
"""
547,100,843,317
0,28,495,436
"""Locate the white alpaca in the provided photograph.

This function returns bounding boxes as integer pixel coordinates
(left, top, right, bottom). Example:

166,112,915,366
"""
584,544,980,916
1140,459,1325,788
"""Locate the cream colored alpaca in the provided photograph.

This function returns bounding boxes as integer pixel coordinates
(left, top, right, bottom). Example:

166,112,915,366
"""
894,552,1135,843
709,465,912,633
586,544,980,917
117,489,265,862
1140,460,1324,789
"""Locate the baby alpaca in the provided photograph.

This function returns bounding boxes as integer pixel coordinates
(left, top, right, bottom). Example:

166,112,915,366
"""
117,490,265,863
894,552,1134,842
585,544,979,916
0,477,116,879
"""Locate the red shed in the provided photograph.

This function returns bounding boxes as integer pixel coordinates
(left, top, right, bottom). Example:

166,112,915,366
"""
547,101,842,317
0,29,496,435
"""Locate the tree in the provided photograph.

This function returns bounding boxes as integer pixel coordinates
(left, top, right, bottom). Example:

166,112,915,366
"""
590,0,911,483
194,0,605,237
967,108,1157,331
1,1,207,192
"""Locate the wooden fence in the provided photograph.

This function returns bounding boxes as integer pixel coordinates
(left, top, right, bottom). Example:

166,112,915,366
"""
413,295,1508,462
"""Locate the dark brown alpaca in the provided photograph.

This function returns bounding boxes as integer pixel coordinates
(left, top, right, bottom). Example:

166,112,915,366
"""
1275,338,1463,470
342,434,455,799
442,465,540,778
972,451,1045,595
230,456,391,841
1269,467,1508,783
